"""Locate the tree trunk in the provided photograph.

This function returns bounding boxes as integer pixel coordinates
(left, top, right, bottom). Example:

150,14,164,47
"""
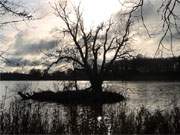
86,68,103,93
90,79,103,93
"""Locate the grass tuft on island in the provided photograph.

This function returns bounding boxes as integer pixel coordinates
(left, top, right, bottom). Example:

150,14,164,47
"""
18,90,125,105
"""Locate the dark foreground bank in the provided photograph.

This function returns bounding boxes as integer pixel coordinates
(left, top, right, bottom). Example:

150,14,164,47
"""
0,100,180,134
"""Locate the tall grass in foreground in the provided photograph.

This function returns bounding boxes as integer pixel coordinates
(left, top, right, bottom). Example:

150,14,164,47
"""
0,100,180,134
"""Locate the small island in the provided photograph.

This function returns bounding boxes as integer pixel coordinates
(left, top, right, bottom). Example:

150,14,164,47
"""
18,90,125,105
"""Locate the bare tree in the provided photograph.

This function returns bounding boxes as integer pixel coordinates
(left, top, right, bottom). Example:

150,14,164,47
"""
45,1,141,92
128,0,180,56
0,0,32,27
155,0,180,56
0,0,33,65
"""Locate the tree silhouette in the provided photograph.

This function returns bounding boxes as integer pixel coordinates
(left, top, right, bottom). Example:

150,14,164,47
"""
29,69,42,78
0,0,33,66
0,0,32,27
129,0,180,56
45,1,141,92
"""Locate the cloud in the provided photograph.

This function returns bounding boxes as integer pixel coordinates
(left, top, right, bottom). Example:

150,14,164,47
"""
10,30,57,56
4,57,42,67
134,0,159,20
1,0,180,73
1,15,59,71
13,40,57,55
6,36,58,68
128,0,180,56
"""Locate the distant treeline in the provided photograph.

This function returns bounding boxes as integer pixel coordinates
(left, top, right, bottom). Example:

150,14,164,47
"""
0,56,180,81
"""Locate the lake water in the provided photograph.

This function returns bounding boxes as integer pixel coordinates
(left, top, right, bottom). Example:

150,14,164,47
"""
0,81,180,110
1,81,180,134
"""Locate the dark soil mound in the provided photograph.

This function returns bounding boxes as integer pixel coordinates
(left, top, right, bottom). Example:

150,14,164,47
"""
18,90,125,105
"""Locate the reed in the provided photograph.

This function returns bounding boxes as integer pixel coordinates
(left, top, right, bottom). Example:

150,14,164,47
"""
0,99,180,134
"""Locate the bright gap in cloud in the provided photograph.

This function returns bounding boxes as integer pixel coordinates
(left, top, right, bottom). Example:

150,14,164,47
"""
72,0,121,27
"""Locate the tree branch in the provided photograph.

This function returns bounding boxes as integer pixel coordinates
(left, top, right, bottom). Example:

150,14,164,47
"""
45,56,84,73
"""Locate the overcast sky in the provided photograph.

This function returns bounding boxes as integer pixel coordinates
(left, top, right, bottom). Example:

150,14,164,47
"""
0,0,180,72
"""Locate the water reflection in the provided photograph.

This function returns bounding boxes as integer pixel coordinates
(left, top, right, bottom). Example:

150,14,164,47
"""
1,97,180,134
42,102,126,134
56,101,126,134
64,104,104,134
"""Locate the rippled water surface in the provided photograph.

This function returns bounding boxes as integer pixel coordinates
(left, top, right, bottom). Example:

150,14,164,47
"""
1,81,180,134
0,81,180,110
